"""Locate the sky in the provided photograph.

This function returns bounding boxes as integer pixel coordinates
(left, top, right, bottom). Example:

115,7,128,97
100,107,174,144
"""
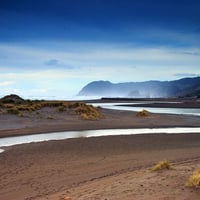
0,0,200,98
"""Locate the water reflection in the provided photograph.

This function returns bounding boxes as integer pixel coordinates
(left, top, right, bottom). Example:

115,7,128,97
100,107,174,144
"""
92,102,200,116
0,128,200,149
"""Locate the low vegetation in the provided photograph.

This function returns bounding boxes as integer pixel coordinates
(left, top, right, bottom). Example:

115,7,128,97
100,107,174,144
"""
6,107,20,115
75,103,103,120
0,94,103,120
187,168,200,188
57,105,67,112
47,115,54,119
151,160,173,172
136,109,150,117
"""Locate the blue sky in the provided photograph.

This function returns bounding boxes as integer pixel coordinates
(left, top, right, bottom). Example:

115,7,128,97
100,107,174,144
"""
0,0,200,98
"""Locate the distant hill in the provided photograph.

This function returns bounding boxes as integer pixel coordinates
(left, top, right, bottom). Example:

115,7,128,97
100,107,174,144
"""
78,77,200,98
0,94,25,104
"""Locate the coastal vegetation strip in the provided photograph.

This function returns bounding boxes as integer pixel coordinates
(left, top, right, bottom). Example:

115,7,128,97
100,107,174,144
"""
0,94,103,120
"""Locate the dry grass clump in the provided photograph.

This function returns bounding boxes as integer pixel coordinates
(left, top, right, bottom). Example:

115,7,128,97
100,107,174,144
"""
2,100,67,113
2,103,14,109
136,109,150,117
18,113,25,117
75,104,103,120
151,160,173,172
4,103,42,112
6,107,20,115
187,168,200,188
16,104,40,112
57,105,67,112
40,101,64,108
67,102,83,109
47,115,54,119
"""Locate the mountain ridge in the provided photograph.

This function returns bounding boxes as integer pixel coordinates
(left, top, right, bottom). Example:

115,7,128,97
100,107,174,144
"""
78,77,200,98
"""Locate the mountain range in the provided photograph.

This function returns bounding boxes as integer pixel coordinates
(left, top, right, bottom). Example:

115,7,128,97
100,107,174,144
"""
78,77,200,98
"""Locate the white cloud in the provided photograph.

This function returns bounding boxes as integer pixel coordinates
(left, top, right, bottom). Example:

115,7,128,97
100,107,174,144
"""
0,81,15,86
174,73,200,77
1,42,200,67
0,42,200,98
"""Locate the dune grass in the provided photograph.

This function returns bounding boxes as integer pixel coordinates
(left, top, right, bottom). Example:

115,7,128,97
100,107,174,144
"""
6,107,20,115
57,105,67,112
47,115,54,119
187,168,200,188
75,103,103,120
136,109,150,117
1,95,103,120
3,101,68,113
151,160,173,172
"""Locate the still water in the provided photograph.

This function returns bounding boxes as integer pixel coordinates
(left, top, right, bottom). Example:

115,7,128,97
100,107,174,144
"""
92,102,200,116
0,128,200,150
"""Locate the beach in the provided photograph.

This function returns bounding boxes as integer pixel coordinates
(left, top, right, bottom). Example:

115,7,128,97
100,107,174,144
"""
1,133,200,200
0,99,200,199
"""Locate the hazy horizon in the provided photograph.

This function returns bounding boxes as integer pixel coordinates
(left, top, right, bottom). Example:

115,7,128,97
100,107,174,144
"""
0,0,200,98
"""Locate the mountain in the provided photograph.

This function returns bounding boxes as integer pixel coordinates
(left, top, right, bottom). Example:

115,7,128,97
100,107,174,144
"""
78,77,200,98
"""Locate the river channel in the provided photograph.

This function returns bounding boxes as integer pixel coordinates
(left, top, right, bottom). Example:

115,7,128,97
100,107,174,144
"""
0,102,200,152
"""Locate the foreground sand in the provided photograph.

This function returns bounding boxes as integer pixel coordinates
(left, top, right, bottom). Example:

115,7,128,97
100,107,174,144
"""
1,133,200,200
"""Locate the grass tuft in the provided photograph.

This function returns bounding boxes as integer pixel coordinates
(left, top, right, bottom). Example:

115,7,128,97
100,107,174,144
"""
47,115,54,119
6,107,20,115
57,105,67,112
136,109,150,117
75,104,103,120
187,168,200,188
151,160,173,172
18,113,24,117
